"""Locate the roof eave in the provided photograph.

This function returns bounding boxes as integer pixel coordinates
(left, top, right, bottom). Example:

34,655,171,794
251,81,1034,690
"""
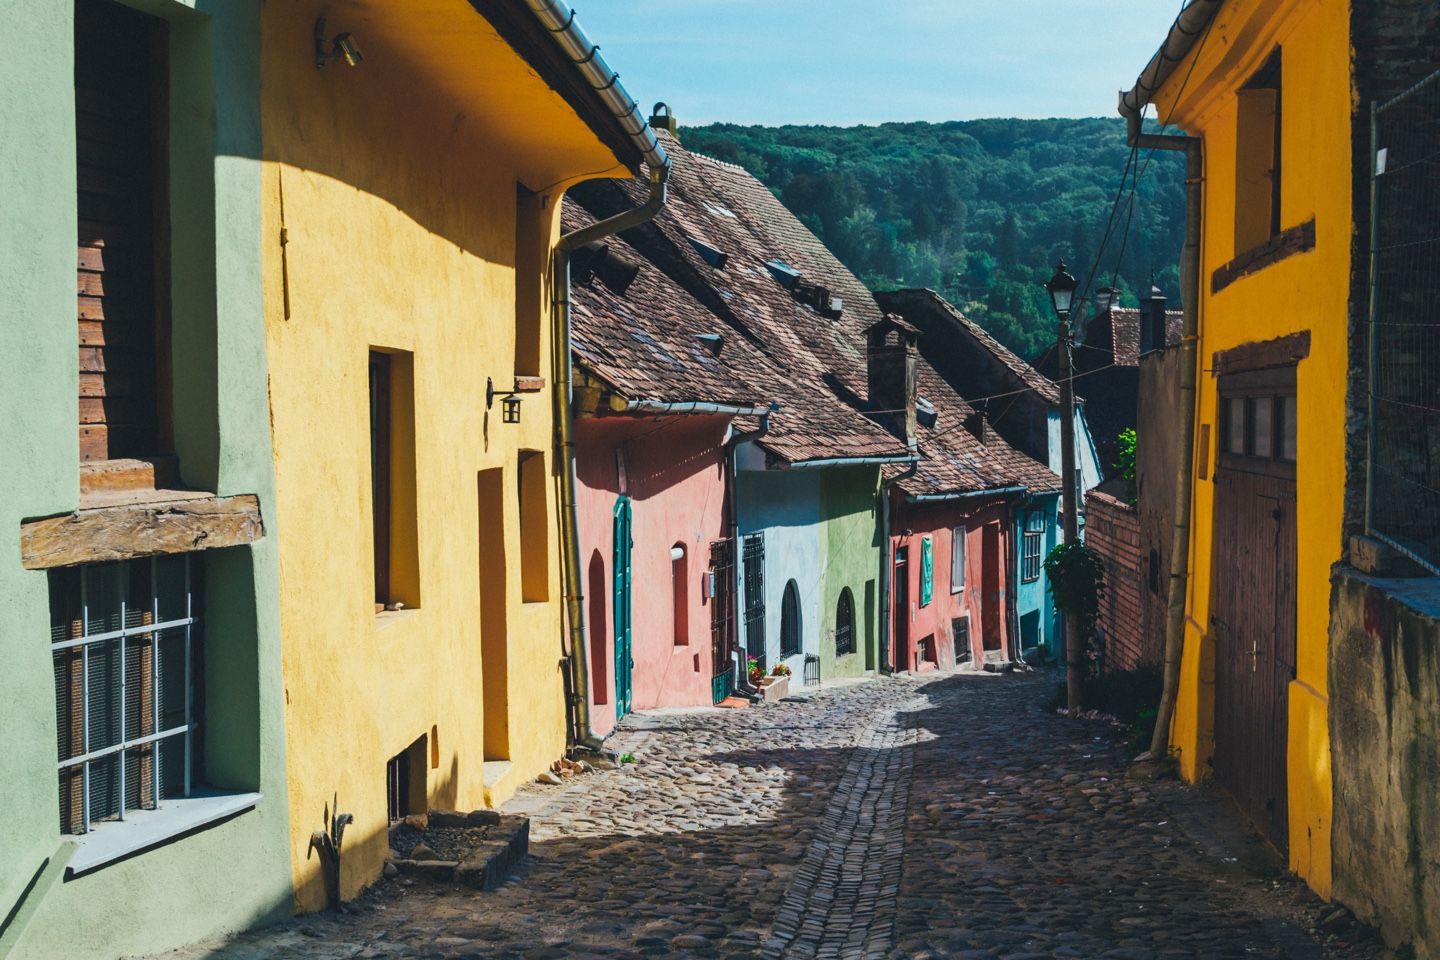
1118,0,1226,120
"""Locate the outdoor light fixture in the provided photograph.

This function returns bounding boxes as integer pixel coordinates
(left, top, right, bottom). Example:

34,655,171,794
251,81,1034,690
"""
1045,260,1079,322
487,377,523,424
315,18,363,69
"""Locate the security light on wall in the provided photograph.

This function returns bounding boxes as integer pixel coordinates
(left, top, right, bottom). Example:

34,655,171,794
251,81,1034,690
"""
315,19,363,69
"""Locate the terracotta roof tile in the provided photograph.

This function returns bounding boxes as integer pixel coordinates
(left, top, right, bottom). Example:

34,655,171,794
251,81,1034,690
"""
566,130,1060,492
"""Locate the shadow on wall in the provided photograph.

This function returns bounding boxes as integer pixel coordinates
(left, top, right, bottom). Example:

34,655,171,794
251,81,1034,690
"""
262,4,518,271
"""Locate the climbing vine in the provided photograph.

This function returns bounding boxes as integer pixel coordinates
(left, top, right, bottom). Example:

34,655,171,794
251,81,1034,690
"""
1044,541,1107,673
1115,428,1137,504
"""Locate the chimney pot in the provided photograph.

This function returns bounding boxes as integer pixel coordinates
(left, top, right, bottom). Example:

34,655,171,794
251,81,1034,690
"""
649,102,678,137
1140,285,1169,355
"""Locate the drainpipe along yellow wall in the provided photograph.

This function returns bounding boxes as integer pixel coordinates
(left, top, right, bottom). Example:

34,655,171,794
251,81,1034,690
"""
259,0,629,911
1150,0,1351,897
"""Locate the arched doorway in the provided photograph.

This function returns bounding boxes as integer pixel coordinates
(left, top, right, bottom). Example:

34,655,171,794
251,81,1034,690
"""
780,579,801,658
835,587,856,656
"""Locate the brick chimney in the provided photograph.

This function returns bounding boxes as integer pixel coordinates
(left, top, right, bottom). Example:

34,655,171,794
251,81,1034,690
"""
964,399,990,444
1140,284,1169,354
649,102,678,137
1095,286,1120,315
865,314,920,449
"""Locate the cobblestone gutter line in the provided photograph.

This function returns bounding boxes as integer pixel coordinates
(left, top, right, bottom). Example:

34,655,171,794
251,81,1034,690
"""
762,694,925,960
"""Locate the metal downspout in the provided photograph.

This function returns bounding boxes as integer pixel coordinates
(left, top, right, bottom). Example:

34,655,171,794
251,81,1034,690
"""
554,165,670,752
878,461,918,675
1121,108,1203,761
726,412,772,697
526,0,673,752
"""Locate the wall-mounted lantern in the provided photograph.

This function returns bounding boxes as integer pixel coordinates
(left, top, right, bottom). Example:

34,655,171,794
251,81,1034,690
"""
315,18,363,69
487,377,522,424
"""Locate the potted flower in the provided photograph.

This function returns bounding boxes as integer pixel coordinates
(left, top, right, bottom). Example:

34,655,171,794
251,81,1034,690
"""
747,657,765,686
758,661,790,701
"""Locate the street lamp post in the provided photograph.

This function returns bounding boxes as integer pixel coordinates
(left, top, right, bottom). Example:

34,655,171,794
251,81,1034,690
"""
1045,261,1083,711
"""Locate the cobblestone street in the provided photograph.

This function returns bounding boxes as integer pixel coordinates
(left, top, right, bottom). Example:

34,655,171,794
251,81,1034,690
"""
148,674,1378,960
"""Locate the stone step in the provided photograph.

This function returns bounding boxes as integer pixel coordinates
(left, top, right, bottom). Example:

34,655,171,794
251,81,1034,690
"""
391,814,528,890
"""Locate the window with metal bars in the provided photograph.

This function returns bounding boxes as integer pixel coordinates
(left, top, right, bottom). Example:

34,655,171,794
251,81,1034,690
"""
1022,511,1044,583
780,580,802,658
50,555,199,836
742,534,765,665
834,587,855,656
953,617,972,664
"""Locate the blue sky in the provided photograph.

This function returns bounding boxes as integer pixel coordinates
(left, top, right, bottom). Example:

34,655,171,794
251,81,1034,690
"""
576,1,1181,126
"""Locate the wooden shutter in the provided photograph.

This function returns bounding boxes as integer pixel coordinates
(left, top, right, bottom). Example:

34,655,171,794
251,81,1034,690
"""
75,0,166,462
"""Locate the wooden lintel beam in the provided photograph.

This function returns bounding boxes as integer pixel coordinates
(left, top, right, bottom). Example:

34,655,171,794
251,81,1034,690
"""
21,494,264,570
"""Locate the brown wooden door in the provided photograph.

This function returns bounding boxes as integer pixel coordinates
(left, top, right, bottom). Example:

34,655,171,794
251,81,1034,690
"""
1210,368,1298,853
981,522,1003,655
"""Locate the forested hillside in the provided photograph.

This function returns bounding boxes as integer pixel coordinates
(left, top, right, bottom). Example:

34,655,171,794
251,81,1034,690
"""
682,119,1186,359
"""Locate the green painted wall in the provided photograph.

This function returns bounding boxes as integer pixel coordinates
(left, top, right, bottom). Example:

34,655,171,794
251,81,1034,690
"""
0,2,292,958
819,466,882,680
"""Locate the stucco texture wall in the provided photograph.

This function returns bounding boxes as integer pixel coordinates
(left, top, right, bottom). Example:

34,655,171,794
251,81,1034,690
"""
0,3,294,958
1014,494,1061,661
1151,0,1351,894
737,464,882,682
575,415,731,734
1329,572,1440,958
259,0,625,911
891,498,1012,671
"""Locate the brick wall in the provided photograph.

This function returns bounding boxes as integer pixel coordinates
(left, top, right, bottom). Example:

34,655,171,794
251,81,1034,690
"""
1084,488,1150,671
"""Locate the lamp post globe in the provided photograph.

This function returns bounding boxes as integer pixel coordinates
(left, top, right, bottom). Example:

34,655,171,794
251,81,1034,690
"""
1045,260,1079,322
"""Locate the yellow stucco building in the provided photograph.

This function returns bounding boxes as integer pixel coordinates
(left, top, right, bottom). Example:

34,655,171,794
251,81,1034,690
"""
259,0,652,909
1124,0,1352,897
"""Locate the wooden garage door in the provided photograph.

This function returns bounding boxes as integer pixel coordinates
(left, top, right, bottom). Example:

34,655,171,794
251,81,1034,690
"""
1210,366,1298,853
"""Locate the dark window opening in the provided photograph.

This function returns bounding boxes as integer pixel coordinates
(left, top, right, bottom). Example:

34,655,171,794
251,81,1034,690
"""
76,0,171,463
1235,48,1282,254
780,579,801,658
519,451,550,602
369,352,392,607
742,534,766,666
835,587,855,656
953,617,972,664
671,543,689,646
386,733,427,823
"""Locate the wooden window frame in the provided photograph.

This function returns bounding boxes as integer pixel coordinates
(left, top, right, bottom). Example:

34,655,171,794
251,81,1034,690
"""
1217,366,1297,480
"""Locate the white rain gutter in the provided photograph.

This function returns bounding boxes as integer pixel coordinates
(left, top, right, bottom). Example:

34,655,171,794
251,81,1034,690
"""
528,0,673,753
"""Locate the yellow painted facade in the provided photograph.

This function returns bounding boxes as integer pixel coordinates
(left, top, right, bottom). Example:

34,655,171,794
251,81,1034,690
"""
1148,0,1352,897
259,0,629,910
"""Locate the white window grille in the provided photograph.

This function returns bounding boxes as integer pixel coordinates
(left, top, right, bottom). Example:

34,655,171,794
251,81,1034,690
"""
52,555,198,835
950,526,966,593
1022,512,1045,583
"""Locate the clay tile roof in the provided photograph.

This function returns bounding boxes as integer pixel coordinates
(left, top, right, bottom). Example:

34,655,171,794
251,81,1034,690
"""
876,288,1061,405
566,129,1060,493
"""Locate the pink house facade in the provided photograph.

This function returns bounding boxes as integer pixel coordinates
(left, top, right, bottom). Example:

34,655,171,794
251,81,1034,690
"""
575,414,734,735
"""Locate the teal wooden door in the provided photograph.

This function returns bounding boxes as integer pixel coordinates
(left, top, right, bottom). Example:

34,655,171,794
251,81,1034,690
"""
613,497,634,718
